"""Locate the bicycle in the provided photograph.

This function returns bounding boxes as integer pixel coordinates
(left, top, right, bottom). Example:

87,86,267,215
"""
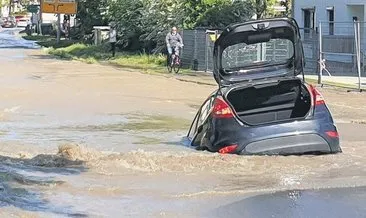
167,45,183,74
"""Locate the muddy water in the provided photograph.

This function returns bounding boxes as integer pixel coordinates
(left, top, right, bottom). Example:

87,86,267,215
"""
1,29,366,217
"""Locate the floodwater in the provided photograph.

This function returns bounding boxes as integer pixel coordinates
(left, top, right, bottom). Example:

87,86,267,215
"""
0,28,40,49
1,28,366,217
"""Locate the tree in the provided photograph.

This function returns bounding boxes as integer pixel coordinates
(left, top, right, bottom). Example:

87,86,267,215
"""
107,0,144,50
139,0,186,53
195,0,254,29
280,0,292,17
253,0,276,19
76,0,109,36
74,0,268,53
182,0,233,29
8,0,12,15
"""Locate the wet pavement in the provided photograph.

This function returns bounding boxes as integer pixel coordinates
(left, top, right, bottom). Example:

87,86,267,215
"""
0,28,40,49
1,28,366,217
214,187,366,218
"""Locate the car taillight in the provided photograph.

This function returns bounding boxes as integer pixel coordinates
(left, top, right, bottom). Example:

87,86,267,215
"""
212,97,234,118
326,131,339,138
309,85,325,106
219,144,238,154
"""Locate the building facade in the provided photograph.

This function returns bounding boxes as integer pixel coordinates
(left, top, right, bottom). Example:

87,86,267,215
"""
293,0,366,30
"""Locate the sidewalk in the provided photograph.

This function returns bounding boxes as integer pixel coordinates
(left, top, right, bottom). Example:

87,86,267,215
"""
174,73,366,90
174,72,216,86
305,75,366,90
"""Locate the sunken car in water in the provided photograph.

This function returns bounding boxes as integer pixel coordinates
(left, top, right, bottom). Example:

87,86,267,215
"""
185,18,342,155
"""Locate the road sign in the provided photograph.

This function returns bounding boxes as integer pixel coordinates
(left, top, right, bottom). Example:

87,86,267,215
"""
209,34,220,42
27,5,40,13
41,0,77,14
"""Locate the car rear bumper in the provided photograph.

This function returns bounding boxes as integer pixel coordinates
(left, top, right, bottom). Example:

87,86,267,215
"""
209,118,341,155
240,133,334,155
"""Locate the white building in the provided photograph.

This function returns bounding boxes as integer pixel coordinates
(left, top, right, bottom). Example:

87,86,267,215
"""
293,0,366,75
293,0,365,31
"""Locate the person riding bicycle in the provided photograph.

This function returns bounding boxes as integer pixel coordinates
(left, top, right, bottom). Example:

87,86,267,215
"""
166,26,183,64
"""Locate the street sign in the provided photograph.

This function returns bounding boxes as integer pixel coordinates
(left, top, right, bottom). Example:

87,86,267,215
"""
209,34,220,42
27,5,40,13
41,0,77,14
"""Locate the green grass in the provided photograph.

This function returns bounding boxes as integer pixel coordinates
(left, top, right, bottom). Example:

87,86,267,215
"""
109,53,166,71
45,43,197,74
22,34,79,48
48,43,111,59
48,43,168,70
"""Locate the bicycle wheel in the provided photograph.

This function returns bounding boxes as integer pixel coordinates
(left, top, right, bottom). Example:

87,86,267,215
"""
167,55,173,73
173,56,181,74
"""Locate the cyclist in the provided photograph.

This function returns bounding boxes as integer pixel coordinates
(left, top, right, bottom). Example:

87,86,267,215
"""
166,26,183,65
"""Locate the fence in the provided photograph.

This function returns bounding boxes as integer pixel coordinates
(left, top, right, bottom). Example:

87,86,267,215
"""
180,24,365,90
319,21,365,90
181,29,219,72
181,28,319,75
182,28,319,75
300,28,318,75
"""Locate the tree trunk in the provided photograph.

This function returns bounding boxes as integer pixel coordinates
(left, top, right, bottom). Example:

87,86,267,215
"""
255,0,267,19
8,0,12,16
255,0,261,19
57,13,61,44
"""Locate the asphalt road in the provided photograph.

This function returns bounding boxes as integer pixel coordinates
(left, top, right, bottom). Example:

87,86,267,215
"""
1,28,366,217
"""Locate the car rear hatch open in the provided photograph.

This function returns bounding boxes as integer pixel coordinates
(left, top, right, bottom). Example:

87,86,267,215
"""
213,18,305,86
212,18,312,126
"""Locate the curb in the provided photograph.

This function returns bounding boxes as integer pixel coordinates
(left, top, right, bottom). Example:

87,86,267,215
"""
306,78,366,92
174,77,216,86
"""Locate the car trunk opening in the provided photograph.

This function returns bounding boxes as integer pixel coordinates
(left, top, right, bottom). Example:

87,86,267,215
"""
226,78,311,125
213,18,305,85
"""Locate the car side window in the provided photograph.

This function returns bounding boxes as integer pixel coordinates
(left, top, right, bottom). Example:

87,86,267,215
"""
187,96,214,139
197,97,213,127
188,112,199,139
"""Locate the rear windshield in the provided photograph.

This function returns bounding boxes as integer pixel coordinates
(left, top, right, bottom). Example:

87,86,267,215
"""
221,38,294,70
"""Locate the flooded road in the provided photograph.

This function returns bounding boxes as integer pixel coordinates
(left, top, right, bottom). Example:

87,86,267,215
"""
1,28,366,217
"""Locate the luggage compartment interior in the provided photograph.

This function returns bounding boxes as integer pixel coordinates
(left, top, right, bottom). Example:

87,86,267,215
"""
226,79,312,125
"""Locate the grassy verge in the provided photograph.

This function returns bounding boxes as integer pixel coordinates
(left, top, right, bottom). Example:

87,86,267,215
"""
21,35,206,76
22,35,79,49
44,43,196,75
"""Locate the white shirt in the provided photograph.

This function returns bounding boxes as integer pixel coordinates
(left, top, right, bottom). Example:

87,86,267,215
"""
109,29,117,43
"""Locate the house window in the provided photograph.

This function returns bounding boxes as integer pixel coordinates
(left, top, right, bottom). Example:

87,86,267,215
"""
327,7,334,35
303,8,315,33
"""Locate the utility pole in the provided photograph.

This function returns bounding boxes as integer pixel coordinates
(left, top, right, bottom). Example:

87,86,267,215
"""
39,0,43,34
8,0,12,16
56,13,60,43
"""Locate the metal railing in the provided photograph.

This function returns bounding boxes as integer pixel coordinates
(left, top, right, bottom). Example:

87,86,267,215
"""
319,21,365,91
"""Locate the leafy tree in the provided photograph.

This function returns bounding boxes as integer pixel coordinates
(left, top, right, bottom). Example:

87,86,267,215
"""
182,0,232,29
74,0,268,53
139,0,186,53
107,0,144,50
76,0,109,36
253,0,276,19
195,0,254,29
280,0,292,17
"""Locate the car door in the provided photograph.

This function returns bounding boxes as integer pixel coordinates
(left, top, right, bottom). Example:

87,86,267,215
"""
187,94,215,146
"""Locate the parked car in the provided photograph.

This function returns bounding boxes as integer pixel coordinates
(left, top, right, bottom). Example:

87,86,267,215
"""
17,18,30,27
15,15,30,27
1,17,16,28
185,18,342,155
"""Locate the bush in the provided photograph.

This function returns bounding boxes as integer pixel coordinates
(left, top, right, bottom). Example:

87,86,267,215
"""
49,43,110,59
49,43,166,68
